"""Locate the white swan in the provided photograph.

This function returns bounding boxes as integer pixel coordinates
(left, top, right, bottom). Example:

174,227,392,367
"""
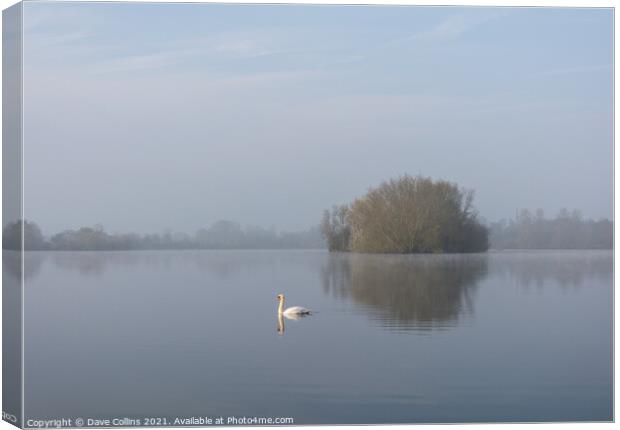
277,294,312,318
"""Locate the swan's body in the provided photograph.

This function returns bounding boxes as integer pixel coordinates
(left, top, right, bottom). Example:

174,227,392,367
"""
282,306,310,315
277,294,312,318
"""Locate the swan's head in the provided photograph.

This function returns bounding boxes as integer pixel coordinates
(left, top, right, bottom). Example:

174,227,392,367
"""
276,294,284,301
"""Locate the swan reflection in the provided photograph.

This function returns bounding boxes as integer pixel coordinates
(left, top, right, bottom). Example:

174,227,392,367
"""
277,313,285,335
276,304,311,336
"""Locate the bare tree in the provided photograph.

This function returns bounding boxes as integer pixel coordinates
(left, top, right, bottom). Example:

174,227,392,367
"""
323,175,488,254
320,205,351,251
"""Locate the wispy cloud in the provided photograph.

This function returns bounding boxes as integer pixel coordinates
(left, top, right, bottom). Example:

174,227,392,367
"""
385,9,507,47
414,13,500,41
207,36,295,59
27,25,301,74
327,9,508,67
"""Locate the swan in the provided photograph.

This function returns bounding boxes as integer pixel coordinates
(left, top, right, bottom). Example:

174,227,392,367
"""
277,294,312,318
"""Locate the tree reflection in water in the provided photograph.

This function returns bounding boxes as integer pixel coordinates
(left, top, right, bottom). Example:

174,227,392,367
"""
322,253,489,330
10,249,611,334
490,251,612,290
3,251,44,281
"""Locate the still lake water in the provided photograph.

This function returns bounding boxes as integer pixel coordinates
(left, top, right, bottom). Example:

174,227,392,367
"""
15,250,613,424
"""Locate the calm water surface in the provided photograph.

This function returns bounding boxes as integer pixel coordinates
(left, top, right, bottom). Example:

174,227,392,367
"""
15,250,612,424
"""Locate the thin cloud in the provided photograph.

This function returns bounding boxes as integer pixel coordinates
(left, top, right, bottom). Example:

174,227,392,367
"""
416,14,497,41
389,9,508,46
28,28,301,74
330,9,509,67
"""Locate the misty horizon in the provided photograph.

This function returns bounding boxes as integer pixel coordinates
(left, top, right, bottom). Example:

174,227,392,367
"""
4,205,612,252
11,204,615,238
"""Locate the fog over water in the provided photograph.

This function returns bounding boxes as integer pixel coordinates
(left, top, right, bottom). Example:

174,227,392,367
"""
17,4,613,234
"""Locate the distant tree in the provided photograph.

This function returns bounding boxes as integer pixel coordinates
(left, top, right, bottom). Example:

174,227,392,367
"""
244,225,277,248
195,228,211,247
205,220,244,248
50,226,109,250
3,221,22,250
489,208,612,250
3,220,47,250
281,225,325,249
320,205,351,251
3,218,325,251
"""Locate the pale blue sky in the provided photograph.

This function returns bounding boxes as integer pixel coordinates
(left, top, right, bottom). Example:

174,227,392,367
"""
21,2,613,234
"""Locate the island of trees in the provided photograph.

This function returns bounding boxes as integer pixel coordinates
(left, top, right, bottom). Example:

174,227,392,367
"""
321,175,489,253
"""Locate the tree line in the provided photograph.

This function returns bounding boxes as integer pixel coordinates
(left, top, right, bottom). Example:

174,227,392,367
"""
3,181,611,252
321,175,489,253
488,209,612,250
2,220,324,251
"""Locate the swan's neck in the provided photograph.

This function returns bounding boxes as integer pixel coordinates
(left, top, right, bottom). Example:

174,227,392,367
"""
278,298,285,314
